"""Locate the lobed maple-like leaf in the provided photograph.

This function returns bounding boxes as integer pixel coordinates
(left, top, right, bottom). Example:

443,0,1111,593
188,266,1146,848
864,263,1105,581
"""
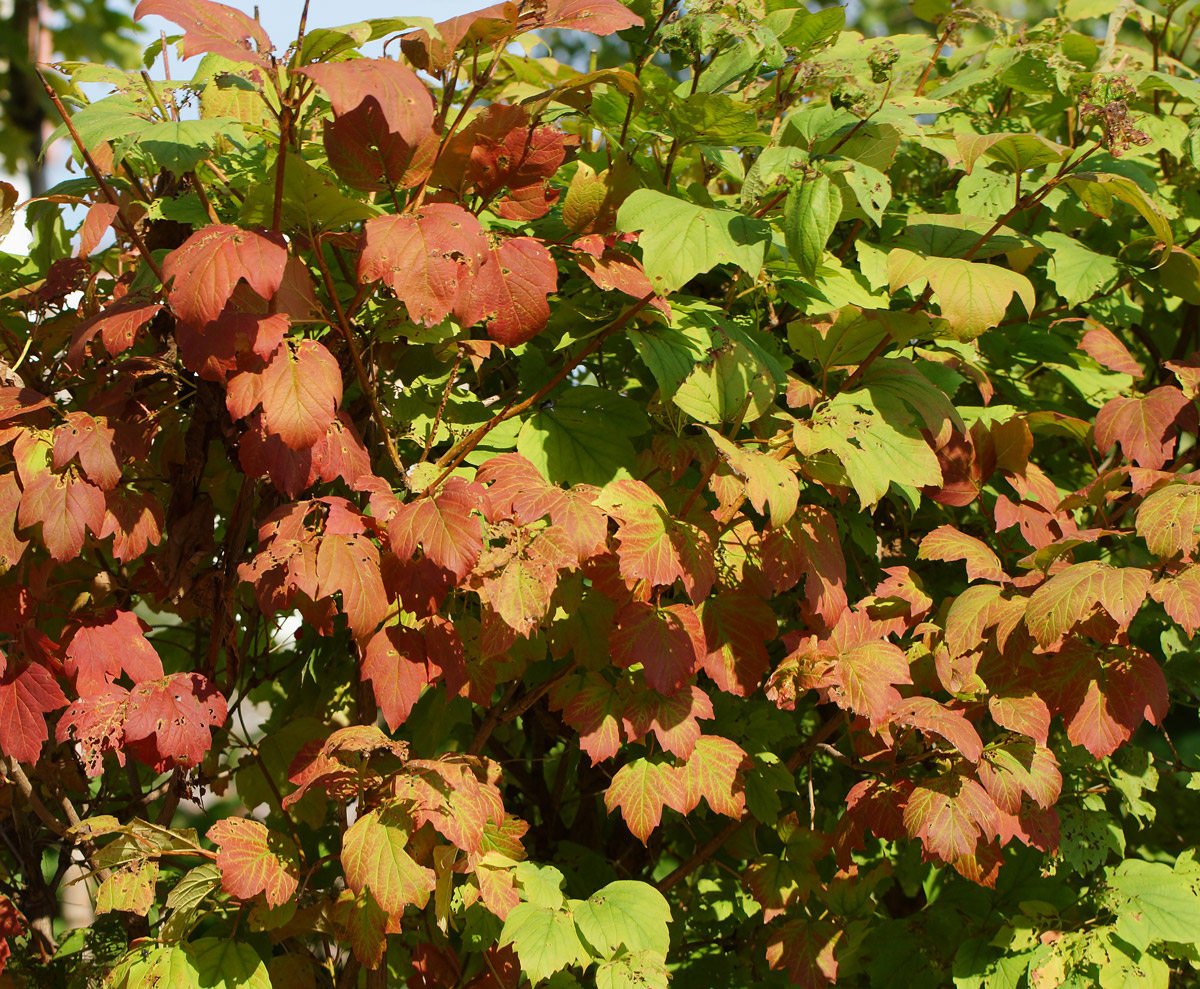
0,473,28,572
1137,482,1200,560
1042,642,1168,758
1094,385,1192,470
63,609,163,695
1080,324,1144,377
888,696,983,762
162,226,287,327
918,525,1006,584
389,477,484,580
1150,565,1200,637
359,205,488,327
316,531,387,642
610,601,705,696
622,683,713,760
135,0,273,64
987,690,1052,746
208,818,301,908
392,757,504,855
362,624,431,730
16,469,105,562
460,236,558,347
765,918,843,989
761,506,847,627
341,807,435,920
227,339,343,451
903,772,1001,863
52,412,120,490
604,757,686,843
698,588,776,697
681,734,749,818
0,660,68,764
122,673,228,772
297,59,435,146
334,887,388,969
100,488,165,564
829,640,912,728
67,300,162,368
556,674,623,764
1024,561,1151,646
977,738,1061,814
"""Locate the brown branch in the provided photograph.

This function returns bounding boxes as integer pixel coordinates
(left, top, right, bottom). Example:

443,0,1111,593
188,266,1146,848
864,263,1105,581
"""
419,345,466,465
914,22,955,97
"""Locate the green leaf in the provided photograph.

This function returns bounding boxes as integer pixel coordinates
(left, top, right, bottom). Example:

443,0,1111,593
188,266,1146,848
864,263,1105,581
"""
137,118,245,172
499,903,590,984
595,949,671,989
517,385,650,485
110,944,200,989
515,861,568,910
161,864,222,942
192,939,271,989
1105,859,1200,948
784,173,843,281
571,880,672,959
1037,232,1120,307
240,151,377,231
616,190,771,293
671,338,776,424
889,249,1035,339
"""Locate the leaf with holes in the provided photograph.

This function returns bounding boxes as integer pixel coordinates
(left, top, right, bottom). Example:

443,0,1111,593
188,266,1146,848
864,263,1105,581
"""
63,610,163,695
162,225,287,326
208,818,300,908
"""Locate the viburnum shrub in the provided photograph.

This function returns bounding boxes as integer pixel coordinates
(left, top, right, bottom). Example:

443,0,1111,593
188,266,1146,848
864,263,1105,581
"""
6,0,1200,984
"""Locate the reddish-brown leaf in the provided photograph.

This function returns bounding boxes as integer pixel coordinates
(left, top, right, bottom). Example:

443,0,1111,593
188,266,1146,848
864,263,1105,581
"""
209,817,301,908
227,339,342,451
1150,565,1200,637
341,806,435,920
699,588,776,697
903,772,1001,864
324,99,438,193
888,696,983,763
16,469,105,561
52,412,120,490
1080,324,1144,377
362,624,431,730
0,661,67,764
135,0,273,64
557,674,624,764
765,918,843,989
63,610,163,695
317,532,388,642
987,690,1051,745
1094,385,1192,470
603,757,686,843
681,734,749,818
297,59,435,146
977,738,1061,815
68,300,162,368
1042,642,1168,758
610,601,705,696
359,205,488,327
460,236,558,347
830,640,912,728
122,672,227,772
99,488,165,563
762,506,847,627
389,478,484,581
78,203,119,258
0,472,28,572
918,525,1006,584
162,225,288,327
622,683,713,759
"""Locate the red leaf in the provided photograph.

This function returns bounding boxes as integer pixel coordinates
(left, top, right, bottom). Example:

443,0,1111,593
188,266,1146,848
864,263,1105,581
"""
227,339,343,450
359,205,488,327
209,817,301,908
99,488,165,563
389,478,484,581
68,300,162,368
362,624,431,730
762,506,847,626
1150,565,1200,636
604,757,686,842
298,59,435,146
56,686,129,776
0,387,52,423
16,469,105,561
610,601,705,696
122,672,227,772
63,610,163,695
317,532,388,642
557,674,623,764
78,203,119,257
888,696,983,762
52,412,120,490
542,0,643,33
134,0,272,64
237,415,317,498
830,640,912,728
460,236,558,347
765,918,843,989
1094,385,1192,470
162,225,288,326
977,738,1061,814
903,772,1001,864
324,99,438,193
341,806,435,919
987,690,1051,745
622,683,713,759
1080,324,1144,377
577,250,669,313
0,661,67,764
699,588,776,696
1043,642,1168,758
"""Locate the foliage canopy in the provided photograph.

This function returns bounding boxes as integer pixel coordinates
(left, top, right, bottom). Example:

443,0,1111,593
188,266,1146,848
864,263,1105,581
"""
4,0,1200,986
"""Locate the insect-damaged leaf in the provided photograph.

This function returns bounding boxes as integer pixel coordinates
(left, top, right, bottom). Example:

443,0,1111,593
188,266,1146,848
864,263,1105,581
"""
341,806,435,920
610,602,705,696
297,58,435,146
16,469,106,562
63,609,164,695
227,339,343,450
162,225,287,326
316,532,387,642
121,673,228,772
459,236,558,347
389,477,484,580
135,0,273,64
